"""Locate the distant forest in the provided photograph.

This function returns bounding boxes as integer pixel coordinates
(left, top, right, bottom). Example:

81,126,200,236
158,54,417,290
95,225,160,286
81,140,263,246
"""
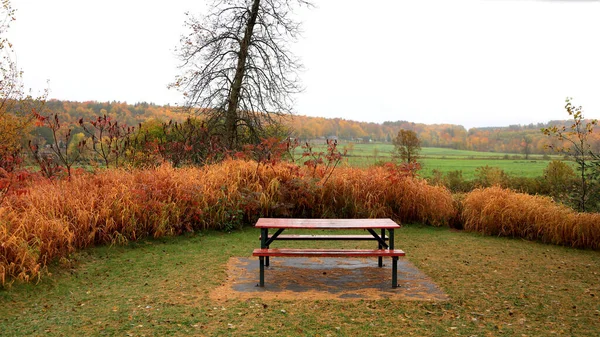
29,100,600,155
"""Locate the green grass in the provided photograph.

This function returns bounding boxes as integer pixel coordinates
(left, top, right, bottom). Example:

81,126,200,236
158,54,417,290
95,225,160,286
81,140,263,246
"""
420,158,552,180
349,143,523,159
2,226,599,336
297,142,564,179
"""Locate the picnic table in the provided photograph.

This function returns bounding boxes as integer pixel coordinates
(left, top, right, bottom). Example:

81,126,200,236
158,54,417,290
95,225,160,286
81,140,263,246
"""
252,218,405,288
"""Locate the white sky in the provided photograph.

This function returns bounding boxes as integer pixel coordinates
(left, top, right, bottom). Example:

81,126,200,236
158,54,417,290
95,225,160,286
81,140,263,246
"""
7,0,600,129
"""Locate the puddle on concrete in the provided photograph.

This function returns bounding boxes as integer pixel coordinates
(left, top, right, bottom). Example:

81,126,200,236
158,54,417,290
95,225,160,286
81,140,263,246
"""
211,257,449,301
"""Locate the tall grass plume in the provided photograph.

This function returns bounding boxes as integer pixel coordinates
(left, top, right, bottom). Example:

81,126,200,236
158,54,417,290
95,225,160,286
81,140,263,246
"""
462,186,600,249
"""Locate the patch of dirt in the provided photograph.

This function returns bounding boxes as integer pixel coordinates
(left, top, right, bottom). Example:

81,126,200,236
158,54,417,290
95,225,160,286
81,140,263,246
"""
211,257,449,301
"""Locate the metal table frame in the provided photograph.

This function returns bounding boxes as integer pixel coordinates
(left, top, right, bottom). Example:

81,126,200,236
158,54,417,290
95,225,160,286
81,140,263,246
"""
255,218,401,288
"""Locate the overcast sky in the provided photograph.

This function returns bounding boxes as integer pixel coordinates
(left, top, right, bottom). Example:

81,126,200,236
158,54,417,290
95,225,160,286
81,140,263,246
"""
7,0,600,129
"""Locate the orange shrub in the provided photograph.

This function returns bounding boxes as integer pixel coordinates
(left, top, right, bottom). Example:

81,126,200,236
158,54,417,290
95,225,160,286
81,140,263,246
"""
462,186,600,249
0,160,457,286
319,166,456,225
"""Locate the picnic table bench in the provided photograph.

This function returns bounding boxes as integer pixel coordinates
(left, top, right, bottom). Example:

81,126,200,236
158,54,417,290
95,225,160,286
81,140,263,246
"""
252,218,405,288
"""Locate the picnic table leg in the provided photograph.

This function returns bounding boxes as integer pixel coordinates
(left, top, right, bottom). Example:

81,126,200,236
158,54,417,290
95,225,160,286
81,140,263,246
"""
378,229,384,267
259,228,268,286
259,256,265,287
392,257,398,288
389,229,398,288
260,228,270,267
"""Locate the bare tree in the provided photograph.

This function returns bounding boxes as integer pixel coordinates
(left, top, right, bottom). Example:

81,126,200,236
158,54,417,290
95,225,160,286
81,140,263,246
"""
171,0,310,149
542,98,598,212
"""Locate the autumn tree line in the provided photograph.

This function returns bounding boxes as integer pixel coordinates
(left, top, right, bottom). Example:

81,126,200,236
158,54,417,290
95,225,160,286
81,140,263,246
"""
289,115,600,155
6,99,597,157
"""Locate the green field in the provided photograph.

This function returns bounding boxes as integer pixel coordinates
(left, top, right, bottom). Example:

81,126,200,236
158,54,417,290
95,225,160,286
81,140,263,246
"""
419,158,552,180
348,143,523,159
297,142,562,179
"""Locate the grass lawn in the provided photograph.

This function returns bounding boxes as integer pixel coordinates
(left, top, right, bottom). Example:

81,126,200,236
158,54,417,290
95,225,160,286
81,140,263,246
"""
1,225,598,336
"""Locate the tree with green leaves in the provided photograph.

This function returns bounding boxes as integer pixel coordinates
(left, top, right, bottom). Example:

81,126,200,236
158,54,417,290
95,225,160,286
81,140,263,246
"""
543,160,576,203
522,135,532,160
171,0,310,150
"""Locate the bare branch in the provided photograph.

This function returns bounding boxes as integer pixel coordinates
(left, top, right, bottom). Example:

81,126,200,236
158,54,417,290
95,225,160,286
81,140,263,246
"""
171,0,309,148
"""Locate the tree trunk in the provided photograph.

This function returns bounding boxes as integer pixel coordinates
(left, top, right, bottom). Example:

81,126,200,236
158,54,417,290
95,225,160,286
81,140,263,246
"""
225,0,261,149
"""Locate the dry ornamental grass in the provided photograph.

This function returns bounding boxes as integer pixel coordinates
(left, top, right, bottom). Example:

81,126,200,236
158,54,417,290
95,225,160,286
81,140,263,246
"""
462,186,600,249
0,160,456,286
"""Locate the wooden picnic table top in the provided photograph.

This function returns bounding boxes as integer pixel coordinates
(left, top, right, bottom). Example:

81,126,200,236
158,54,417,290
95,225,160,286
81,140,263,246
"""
255,218,400,230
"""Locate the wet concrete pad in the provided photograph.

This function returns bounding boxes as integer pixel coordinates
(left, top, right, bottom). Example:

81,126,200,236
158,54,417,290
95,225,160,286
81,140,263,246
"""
212,257,448,301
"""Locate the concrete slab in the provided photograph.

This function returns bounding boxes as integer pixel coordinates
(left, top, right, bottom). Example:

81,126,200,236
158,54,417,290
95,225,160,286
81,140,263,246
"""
211,257,449,301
